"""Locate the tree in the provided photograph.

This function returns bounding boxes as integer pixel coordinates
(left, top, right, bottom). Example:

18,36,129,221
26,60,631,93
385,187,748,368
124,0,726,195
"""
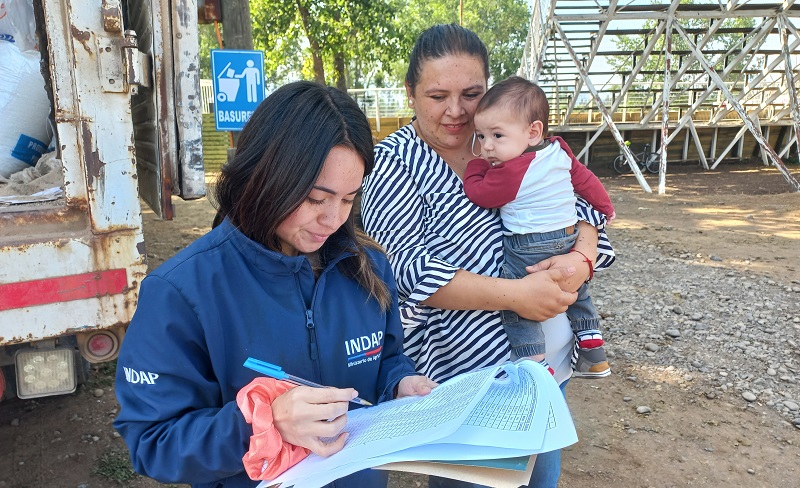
463,0,531,82
609,12,757,84
251,0,306,87
388,0,531,85
249,0,397,89
214,0,531,89
603,7,757,115
198,24,218,79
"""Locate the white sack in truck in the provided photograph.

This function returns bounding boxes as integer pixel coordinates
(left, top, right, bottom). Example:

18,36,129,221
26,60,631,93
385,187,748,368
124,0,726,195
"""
0,0,38,52
0,40,51,178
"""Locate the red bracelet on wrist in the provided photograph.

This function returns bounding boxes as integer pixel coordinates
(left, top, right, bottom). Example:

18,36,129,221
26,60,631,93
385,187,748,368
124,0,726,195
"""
570,248,595,282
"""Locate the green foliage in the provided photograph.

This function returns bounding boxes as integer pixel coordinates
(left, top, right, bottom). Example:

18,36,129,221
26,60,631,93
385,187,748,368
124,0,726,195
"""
198,24,219,79
234,0,531,88
93,451,138,484
249,0,400,88
251,0,306,87
388,0,531,85
463,0,531,82
609,3,757,84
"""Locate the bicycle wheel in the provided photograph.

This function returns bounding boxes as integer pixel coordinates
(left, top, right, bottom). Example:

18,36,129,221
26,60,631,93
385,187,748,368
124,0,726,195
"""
613,155,631,174
644,153,660,173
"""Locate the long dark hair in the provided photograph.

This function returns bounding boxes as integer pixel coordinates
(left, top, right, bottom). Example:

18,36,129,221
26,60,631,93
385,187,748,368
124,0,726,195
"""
405,23,489,93
213,81,390,309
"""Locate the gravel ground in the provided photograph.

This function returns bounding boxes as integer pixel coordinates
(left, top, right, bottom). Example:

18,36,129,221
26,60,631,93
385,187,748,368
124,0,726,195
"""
1,162,799,488
596,227,800,425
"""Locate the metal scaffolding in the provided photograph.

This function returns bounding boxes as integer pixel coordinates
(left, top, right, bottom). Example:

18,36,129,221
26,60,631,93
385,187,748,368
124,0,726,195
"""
520,0,800,193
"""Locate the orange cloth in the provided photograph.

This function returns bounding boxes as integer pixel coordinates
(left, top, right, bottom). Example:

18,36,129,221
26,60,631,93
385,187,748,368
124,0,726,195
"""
236,378,311,480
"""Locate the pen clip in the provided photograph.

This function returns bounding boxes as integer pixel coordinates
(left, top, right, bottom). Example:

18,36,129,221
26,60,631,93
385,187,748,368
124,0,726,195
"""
243,357,287,380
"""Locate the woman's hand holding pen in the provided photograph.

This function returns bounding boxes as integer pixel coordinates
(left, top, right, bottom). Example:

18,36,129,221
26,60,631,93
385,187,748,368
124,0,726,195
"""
396,375,438,399
271,386,358,457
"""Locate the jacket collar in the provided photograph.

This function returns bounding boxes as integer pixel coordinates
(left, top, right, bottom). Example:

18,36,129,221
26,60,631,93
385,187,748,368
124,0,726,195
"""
217,218,354,275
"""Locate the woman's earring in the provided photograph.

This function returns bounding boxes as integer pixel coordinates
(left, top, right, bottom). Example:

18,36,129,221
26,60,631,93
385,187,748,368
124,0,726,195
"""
408,100,414,107
471,133,481,157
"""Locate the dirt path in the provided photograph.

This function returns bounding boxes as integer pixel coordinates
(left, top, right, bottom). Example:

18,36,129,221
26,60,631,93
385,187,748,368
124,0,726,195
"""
564,162,800,487
0,161,798,488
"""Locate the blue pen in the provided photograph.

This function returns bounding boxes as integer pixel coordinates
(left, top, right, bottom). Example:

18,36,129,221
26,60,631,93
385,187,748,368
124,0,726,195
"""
243,357,373,406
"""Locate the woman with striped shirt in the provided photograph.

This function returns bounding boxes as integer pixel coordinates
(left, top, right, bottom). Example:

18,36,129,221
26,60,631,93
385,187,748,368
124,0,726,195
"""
361,24,614,488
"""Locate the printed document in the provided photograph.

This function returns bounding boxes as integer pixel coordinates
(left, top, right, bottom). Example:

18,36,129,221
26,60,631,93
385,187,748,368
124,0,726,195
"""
260,360,576,488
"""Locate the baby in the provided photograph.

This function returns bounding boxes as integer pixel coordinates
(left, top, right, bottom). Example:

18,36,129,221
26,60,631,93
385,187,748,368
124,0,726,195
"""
464,76,615,378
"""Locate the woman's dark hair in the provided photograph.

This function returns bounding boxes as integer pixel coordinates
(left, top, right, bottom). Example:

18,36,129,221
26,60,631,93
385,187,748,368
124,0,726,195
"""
213,81,390,309
477,76,550,135
405,23,490,93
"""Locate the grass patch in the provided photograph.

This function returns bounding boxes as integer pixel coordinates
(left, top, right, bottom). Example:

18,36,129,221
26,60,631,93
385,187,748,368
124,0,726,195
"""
93,450,138,484
88,359,118,389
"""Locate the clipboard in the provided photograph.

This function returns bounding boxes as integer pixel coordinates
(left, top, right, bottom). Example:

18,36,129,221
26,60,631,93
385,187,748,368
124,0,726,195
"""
375,454,536,488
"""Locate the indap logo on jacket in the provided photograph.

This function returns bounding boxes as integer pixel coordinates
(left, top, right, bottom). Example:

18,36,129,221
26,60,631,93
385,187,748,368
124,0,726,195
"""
345,331,384,367
123,367,159,385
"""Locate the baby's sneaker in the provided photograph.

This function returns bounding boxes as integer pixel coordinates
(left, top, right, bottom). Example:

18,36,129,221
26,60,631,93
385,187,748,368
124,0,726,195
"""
572,345,611,379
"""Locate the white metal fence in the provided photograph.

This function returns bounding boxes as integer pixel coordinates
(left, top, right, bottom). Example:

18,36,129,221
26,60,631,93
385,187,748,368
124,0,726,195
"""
347,88,413,119
200,79,214,114
199,80,412,126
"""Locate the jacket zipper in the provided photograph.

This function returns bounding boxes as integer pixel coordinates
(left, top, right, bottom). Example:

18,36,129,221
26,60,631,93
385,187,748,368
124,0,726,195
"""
305,309,318,361
299,251,351,378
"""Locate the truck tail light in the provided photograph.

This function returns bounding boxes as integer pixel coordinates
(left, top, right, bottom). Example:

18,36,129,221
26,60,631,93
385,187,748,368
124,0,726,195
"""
15,348,76,399
89,334,114,357
78,330,120,363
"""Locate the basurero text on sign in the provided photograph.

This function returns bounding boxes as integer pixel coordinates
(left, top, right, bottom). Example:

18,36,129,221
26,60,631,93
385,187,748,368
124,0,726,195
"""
217,110,254,123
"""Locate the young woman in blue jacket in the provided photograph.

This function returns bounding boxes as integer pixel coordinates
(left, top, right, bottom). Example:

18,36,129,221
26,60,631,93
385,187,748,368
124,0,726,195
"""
114,81,436,488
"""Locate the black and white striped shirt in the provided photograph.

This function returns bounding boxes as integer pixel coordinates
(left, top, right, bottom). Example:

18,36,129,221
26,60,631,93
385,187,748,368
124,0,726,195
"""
362,124,615,383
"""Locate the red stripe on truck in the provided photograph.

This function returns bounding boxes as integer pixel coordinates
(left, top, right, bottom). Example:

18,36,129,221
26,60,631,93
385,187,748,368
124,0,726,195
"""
0,269,128,311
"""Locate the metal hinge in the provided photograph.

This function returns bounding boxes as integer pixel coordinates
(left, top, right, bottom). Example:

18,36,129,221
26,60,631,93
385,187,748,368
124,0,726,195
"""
96,31,151,94
122,31,152,93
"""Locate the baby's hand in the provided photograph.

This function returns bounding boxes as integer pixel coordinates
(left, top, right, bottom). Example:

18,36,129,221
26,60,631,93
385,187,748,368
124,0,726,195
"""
396,375,438,398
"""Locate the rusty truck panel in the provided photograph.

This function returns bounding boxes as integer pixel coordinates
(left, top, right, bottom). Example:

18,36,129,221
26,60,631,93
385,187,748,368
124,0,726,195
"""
0,0,203,400
0,0,146,347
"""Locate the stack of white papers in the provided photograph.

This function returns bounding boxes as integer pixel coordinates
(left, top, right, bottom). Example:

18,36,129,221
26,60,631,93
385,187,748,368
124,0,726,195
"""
260,360,577,488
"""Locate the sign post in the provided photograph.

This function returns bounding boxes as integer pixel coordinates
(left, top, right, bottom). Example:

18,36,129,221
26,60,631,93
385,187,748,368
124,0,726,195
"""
210,50,265,131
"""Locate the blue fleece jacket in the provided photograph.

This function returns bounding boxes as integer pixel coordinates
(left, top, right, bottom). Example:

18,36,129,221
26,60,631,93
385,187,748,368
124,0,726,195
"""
114,219,418,488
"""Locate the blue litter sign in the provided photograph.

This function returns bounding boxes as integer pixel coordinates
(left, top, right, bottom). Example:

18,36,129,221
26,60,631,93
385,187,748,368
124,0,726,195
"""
211,50,265,131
